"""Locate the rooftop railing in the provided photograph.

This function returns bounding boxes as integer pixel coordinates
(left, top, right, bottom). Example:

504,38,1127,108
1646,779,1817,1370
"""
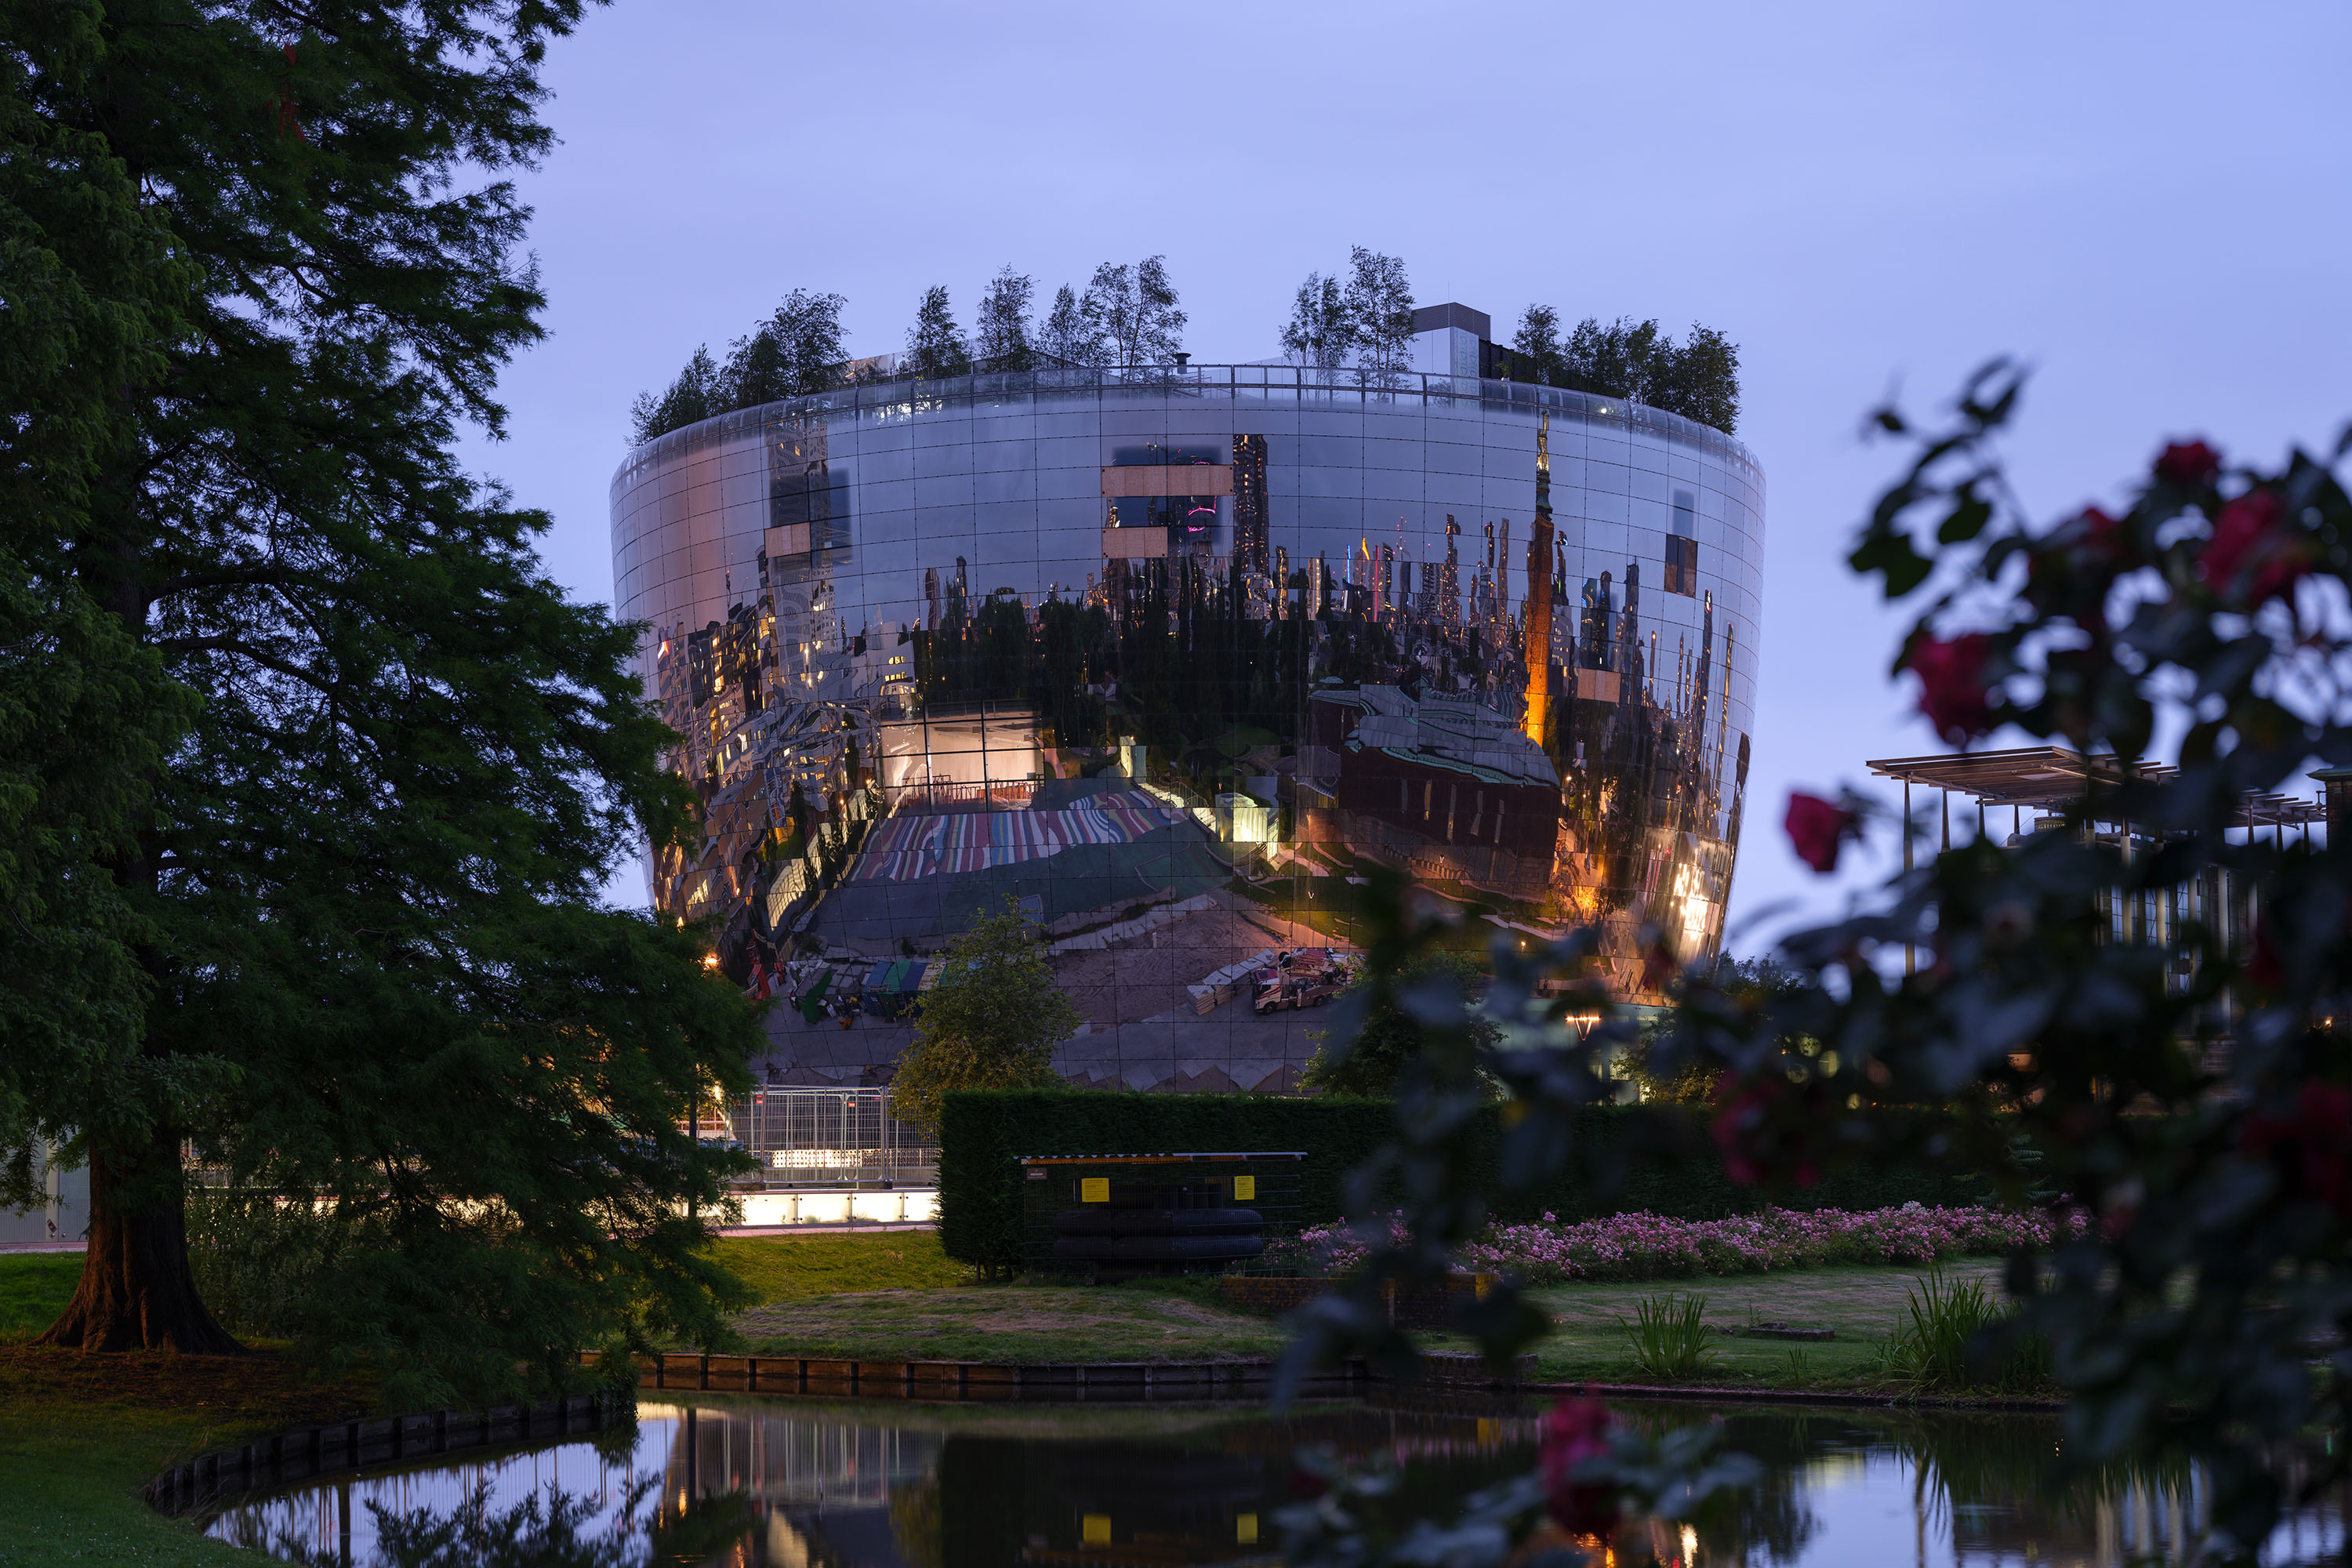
614,362,1760,499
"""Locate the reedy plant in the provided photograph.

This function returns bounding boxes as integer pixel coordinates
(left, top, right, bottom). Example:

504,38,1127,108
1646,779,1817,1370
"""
1622,1291,1717,1381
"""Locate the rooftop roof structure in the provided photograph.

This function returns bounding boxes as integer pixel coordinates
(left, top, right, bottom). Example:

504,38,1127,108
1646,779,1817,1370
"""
1865,746,2324,829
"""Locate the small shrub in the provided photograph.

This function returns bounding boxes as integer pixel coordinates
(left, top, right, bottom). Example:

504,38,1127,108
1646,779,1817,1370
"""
1622,1290,1716,1380
1885,1266,2049,1393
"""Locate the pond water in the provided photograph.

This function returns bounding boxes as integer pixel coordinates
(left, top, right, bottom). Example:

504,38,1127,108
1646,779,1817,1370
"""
205,1393,2344,1566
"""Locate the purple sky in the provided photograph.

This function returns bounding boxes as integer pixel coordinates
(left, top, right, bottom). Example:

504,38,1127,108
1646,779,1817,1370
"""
466,1,2352,948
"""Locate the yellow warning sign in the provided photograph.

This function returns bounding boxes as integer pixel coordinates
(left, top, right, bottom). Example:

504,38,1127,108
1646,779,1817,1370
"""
1080,1177,1109,1203
1082,1515,1112,1544
1236,1513,1259,1544
1232,1174,1256,1201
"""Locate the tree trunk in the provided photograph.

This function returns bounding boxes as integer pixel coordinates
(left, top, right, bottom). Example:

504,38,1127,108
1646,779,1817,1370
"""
36,1133,243,1354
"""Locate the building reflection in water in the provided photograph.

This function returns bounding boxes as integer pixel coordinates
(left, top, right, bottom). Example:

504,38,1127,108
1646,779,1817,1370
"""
206,1398,2344,1567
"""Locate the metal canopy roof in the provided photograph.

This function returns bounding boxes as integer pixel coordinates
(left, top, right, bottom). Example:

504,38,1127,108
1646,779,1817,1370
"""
1865,746,2324,827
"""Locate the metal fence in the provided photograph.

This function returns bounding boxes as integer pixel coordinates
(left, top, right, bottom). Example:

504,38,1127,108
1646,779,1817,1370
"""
705,1087,938,1189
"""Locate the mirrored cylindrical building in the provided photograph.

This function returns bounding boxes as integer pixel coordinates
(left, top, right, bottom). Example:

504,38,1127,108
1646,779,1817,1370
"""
612,339,1763,1083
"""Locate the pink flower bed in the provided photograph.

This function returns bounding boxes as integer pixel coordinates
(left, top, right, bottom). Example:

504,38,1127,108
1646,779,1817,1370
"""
1269,1203,2087,1285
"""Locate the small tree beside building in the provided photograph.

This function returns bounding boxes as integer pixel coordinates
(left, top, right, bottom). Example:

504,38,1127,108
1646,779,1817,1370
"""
887,901,1077,1137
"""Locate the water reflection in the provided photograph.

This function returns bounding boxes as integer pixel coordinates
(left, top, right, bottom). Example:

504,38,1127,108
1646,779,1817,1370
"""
208,1396,2345,1566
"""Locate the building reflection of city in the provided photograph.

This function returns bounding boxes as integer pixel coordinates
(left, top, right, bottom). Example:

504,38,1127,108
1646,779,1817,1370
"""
203,1400,2346,1567
617,338,1765,1086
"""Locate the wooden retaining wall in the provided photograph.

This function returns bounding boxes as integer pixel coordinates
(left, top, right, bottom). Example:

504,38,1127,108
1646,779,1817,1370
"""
147,1393,619,1517
608,1348,1533,1402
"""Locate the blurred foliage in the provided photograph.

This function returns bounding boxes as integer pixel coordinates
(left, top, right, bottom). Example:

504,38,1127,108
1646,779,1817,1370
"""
1277,371,2352,1566
1301,953,1503,1099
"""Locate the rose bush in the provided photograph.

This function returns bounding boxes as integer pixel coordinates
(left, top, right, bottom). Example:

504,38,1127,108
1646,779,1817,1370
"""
1269,1203,2085,1285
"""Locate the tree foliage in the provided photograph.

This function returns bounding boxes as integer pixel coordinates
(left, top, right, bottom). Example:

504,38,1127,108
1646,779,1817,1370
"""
630,291,846,445
1276,376,2352,1564
904,284,971,379
1036,282,1102,367
0,0,194,1213
1280,270,1352,369
972,266,1035,372
1509,303,1566,387
1342,246,1415,385
887,901,1077,1138
628,344,724,445
1083,256,1185,366
7,0,762,1399
1506,309,1744,434
721,288,848,408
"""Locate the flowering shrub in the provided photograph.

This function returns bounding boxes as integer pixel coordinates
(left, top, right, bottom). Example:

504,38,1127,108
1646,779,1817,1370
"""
1269,1202,2085,1286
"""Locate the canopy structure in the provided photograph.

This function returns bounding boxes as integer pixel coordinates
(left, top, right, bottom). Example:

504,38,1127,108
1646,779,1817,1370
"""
1865,746,2324,831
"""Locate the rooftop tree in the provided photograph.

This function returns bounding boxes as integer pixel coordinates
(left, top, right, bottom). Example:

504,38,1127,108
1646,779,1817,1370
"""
904,284,971,379
1342,246,1415,385
629,344,724,445
1280,270,1352,369
1083,256,1185,367
973,266,1036,372
6,0,760,1400
1035,282,1103,367
723,288,848,407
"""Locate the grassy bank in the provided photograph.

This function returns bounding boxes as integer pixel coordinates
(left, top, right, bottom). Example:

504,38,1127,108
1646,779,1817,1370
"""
720,1245,2020,1397
0,1345,371,1567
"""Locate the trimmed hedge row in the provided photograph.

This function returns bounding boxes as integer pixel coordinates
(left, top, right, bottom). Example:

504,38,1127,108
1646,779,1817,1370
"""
936,1090,1989,1274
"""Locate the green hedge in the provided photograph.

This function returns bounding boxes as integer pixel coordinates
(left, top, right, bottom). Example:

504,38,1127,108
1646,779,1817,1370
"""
937,1090,1990,1274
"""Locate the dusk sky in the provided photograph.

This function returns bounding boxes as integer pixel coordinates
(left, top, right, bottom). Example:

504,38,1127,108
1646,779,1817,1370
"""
469,1,2352,949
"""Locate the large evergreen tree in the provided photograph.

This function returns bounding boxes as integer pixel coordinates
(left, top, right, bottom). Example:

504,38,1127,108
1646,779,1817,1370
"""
5,0,760,1398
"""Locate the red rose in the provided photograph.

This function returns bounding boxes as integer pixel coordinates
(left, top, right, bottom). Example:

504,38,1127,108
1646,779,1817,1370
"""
2201,489,2310,607
1784,792,1858,874
1539,1394,1620,1536
1907,633,1994,744
2154,441,2221,488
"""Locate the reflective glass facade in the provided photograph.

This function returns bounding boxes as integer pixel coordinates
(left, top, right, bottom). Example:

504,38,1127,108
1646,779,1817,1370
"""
612,365,1765,1089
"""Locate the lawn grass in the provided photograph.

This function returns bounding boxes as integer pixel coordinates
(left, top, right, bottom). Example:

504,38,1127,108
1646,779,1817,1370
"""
733,1279,1290,1363
710,1231,973,1305
0,1253,82,1339
0,1343,370,1568
1427,1261,2008,1389
723,1260,2009,1392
